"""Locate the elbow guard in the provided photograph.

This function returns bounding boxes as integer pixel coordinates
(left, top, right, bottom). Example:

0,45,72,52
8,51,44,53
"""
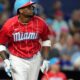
42,40,51,47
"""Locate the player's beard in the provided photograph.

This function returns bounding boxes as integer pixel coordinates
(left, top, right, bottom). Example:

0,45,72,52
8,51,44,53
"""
21,12,34,18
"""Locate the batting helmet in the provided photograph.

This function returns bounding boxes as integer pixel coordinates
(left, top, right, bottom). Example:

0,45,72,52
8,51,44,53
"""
14,0,35,14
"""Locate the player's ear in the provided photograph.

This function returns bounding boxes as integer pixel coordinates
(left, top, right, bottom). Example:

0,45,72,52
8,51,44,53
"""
19,8,23,14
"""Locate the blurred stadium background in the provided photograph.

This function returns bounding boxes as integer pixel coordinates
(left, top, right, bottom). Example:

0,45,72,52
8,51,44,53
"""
0,0,80,80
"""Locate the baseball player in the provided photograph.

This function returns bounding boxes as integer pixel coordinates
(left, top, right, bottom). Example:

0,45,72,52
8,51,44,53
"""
0,0,53,80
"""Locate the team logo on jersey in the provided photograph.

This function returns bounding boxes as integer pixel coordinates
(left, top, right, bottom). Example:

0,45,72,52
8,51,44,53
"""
13,32,38,42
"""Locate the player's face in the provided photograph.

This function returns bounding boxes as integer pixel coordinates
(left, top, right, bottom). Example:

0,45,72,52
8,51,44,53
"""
19,5,34,17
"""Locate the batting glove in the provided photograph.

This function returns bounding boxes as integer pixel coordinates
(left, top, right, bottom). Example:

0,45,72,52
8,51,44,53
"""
4,59,12,77
40,60,49,73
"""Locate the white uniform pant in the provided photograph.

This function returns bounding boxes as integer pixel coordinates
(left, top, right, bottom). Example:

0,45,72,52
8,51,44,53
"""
9,52,42,80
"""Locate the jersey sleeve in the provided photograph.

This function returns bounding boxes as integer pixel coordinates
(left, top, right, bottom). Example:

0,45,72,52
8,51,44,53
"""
40,21,51,41
0,22,9,45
